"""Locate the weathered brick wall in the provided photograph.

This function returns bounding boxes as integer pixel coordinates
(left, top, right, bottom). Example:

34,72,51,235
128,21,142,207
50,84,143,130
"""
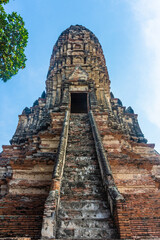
94,112,160,239
1,24,160,240
0,113,65,239
0,150,56,239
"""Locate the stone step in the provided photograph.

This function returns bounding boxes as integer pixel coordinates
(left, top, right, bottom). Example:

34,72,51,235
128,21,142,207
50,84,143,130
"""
69,122,90,126
63,168,101,176
70,114,88,118
59,200,108,211
65,156,97,162
61,184,104,194
66,149,96,156
64,161,97,168
66,155,96,160
62,172,101,181
64,161,98,168
58,208,110,220
63,169,101,177
69,126,92,130
58,218,114,229
63,163,100,170
65,155,97,159
67,139,94,145
60,187,105,198
56,227,117,239
63,165,101,172
62,172,101,178
67,145,95,150
60,189,105,198
68,134,91,139
60,195,107,201
69,123,90,128
61,173,102,183
62,166,99,172
69,127,91,131
68,131,91,136
61,181,103,189
70,118,89,122
67,145,95,151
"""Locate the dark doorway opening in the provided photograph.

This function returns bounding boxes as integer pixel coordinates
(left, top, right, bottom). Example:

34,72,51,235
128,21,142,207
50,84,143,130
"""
71,93,88,113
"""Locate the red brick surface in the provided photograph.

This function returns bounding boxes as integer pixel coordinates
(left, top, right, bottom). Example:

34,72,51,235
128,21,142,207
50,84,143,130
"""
95,113,160,239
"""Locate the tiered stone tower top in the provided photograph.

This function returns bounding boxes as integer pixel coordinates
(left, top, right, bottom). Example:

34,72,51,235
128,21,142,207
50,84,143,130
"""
46,25,110,109
11,25,146,144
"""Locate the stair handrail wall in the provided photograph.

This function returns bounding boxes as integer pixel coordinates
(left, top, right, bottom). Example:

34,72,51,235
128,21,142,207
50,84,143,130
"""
89,110,124,215
41,110,70,239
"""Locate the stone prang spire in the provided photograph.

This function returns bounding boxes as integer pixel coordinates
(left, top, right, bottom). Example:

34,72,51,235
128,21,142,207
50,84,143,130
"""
0,25,160,240
12,25,146,145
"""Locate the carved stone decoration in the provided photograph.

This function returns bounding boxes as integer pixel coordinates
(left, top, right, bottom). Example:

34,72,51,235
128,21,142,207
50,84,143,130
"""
69,66,88,81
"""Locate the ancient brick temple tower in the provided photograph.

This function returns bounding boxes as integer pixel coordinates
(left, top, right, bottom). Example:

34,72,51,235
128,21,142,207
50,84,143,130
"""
0,25,160,240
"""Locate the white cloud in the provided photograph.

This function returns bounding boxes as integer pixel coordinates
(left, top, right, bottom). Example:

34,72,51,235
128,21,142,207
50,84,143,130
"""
128,0,160,128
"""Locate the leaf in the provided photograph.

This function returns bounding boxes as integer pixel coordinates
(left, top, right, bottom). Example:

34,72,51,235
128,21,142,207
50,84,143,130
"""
0,2,28,82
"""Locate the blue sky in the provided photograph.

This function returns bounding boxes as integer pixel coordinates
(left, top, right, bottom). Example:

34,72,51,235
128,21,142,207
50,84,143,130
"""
0,0,160,153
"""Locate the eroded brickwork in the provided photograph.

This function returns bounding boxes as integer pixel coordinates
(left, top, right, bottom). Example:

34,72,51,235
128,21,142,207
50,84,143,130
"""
0,25,160,239
0,113,64,239
94,112,160,239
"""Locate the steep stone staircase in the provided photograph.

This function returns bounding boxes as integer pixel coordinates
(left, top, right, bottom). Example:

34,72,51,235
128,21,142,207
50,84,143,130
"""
56,113,119,239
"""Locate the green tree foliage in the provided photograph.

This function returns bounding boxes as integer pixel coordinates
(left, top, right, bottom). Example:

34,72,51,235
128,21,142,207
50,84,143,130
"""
0,0,28,82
